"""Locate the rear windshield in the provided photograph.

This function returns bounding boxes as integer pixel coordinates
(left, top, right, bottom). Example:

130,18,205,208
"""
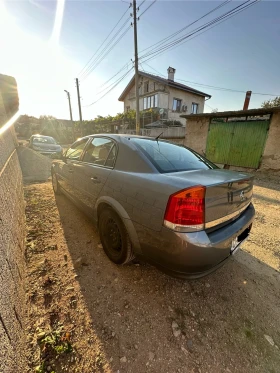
130,138,218,173
33,137,56,144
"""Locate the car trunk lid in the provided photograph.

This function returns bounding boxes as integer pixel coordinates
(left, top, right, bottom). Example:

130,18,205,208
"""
164,169,253,227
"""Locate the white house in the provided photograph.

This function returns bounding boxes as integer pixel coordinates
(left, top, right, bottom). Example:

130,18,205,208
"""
118,67,211,125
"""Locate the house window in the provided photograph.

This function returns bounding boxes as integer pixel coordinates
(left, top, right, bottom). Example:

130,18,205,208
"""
143,94,158,110
144,81,149,94
126,106,130,112
192,103,199,114
173,98,182,112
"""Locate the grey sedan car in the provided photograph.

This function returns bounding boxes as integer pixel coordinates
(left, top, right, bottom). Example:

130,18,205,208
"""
51,134,255,279
29,135,63,157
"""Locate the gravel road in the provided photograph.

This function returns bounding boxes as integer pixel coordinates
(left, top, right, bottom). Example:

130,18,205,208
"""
24,177,280,373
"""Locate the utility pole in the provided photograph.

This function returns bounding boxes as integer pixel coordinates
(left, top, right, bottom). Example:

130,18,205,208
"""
64,89,74,141
64,90,73,122
75,78,83,135
133,0,140,135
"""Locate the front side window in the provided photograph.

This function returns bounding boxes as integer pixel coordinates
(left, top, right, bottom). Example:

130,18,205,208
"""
130,138,218,173
173,98,182,112
143,94,158,110
66,138,89,160
83,137,116,167
192,103,199,114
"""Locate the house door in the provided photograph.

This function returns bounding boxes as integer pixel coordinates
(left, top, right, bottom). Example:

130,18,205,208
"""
206,120,270,168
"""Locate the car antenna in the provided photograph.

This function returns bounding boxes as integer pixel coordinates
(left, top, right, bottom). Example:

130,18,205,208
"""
155,132,163,141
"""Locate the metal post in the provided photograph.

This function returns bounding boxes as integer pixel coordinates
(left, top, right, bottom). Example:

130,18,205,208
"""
75,78,83,135
133,0,140,135
243,91,252,111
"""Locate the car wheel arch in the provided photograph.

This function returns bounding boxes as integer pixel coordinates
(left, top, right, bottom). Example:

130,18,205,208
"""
95,196,142,255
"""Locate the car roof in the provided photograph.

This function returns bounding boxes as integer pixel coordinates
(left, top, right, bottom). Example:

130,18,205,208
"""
78,134,172,143
32,134,54,139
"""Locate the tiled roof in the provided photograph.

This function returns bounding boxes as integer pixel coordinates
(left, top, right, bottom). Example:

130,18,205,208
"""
118,71,211,101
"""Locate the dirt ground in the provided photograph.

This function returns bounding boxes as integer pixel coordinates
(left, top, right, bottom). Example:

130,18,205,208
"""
24,176,280,373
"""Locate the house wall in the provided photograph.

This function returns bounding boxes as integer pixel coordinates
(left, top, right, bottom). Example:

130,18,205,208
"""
0,82,27,372
260,112,280,170
122,78,207,124
167,87,205,124
183,117,210,155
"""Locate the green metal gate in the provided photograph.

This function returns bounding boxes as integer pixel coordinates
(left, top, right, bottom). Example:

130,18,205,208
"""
206,120,270,168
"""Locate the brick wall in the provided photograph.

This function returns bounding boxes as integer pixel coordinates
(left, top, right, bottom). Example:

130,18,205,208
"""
0,91,26,371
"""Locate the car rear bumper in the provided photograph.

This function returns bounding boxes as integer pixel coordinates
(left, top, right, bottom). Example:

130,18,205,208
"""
138,203,255,279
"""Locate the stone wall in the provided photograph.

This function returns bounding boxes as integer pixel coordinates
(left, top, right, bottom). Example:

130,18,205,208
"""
183,117,209,155
260,112,280,171
0,84,26,372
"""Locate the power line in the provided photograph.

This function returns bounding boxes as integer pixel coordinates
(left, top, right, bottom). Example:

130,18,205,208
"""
143,0,260,63
142,62,164,77
140,0,257,61
138,0,146,8
95,64,134,95
78,6,130,78
139,67,280,96
139,0,259,63
139,0,157,18
93,1,235,95
82,68,134,107
205,103,215,111
140,0,231,54
178,79,279,96
98,61,133,89
139,62,146,73
80,19,132,81
81,24,132,82
81,0,236,104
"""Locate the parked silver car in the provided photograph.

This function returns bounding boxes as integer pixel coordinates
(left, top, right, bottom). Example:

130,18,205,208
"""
29,135,63,157
51,135,255,278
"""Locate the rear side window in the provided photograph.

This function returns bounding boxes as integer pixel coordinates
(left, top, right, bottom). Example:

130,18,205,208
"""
82,137,116,167
130,138,218,173
66,138,89,160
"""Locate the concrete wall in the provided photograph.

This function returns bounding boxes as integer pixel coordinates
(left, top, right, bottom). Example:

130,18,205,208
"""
183,111,280,171
122,78,206,124
119,126,185,138
0,88,26,372
261,112,280,171
183,117,209,155
17,146,52,182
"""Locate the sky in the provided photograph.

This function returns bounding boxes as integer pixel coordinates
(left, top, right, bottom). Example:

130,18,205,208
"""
1,0,280,120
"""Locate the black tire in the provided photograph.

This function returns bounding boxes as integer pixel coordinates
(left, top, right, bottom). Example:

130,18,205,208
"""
52,172,61,195
98,208,135,265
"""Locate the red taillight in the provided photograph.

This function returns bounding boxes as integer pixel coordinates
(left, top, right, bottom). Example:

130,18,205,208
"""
164,186,205,232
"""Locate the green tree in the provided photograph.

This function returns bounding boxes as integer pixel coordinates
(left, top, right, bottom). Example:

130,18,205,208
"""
261,96,280,108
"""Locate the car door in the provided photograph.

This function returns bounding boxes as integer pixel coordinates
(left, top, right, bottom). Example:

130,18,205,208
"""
71,137,117,211
57,138,90,196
